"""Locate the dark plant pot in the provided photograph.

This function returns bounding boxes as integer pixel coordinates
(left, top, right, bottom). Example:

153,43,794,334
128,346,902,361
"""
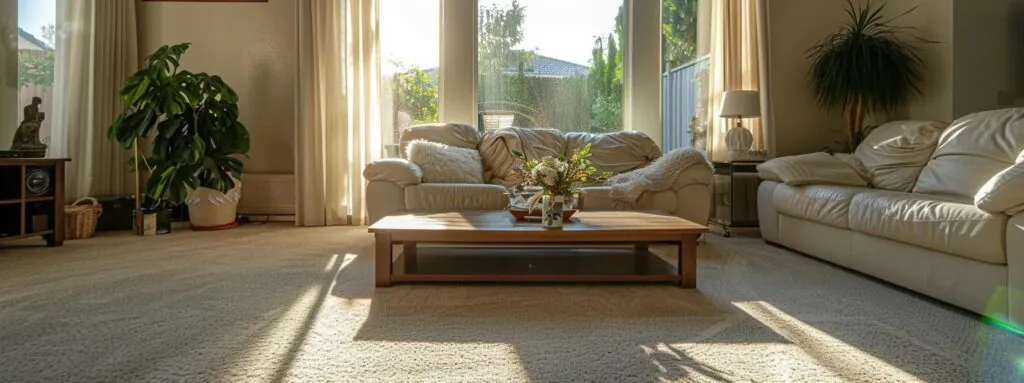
133,207,172,236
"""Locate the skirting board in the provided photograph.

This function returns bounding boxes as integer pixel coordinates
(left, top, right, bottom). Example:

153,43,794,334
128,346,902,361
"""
239,173,295,216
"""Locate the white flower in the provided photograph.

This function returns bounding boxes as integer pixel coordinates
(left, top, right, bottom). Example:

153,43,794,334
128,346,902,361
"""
532,165,558,186
554,160,568,173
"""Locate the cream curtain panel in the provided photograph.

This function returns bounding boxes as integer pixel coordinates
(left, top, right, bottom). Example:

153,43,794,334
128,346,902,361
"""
51,0,137,200
705,0,765,161
296,0,382,226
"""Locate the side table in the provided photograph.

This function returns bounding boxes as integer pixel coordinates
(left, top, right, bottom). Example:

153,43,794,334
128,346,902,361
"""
710,161,763,237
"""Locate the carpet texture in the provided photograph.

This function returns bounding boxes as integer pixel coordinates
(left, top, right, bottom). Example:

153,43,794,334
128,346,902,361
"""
1,224,1022,382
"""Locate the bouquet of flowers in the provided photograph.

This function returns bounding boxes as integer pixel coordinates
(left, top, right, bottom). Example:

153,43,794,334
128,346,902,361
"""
509,143,609,210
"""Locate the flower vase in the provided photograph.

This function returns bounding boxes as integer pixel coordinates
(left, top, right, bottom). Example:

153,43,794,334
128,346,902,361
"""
541,195,564,229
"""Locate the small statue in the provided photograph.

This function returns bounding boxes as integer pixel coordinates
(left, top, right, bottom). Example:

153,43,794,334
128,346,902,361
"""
10,97,47,157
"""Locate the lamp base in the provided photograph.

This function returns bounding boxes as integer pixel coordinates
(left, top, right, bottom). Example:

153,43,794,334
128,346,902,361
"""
725,125,754,152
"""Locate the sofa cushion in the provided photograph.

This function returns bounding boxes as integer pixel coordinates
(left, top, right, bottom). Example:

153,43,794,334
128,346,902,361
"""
854,120,947,192
578,186,676,214
757,152,868,186
399,123,481,157
849,190,1007,264
479,127,567,187
406,140,484,184
564,131,661,175
914,108,1024,198
975,162,1024,215
773,184,872,229
404,184,508,211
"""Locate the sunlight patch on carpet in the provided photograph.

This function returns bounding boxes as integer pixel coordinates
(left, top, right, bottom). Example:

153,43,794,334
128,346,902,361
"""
735,301,924,382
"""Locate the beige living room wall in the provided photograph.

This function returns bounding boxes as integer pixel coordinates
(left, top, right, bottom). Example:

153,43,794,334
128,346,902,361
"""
137,0,297,175
882,0,955,122
763,0,1024,155
763,0,848,156
884,0,1024,123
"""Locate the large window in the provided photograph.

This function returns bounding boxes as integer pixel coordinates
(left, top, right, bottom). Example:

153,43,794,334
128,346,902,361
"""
661,0,710,152
380,0,440,158
4,0,57,146
477,0,624,133
375,0,704,150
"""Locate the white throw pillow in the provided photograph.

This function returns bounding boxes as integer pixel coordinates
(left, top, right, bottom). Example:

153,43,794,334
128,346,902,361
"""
975,161,1024,214
406,139,485,184
854,120,947,192
757,152,868,186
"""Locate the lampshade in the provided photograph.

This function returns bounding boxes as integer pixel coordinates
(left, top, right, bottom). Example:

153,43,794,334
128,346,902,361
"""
719,90,761,118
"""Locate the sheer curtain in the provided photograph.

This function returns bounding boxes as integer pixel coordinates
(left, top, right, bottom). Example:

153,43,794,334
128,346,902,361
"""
296,0,382,226
52,0,137,200
705,0,765,162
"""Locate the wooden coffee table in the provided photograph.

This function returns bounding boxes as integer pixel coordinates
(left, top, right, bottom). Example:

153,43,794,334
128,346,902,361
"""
368,211,707,288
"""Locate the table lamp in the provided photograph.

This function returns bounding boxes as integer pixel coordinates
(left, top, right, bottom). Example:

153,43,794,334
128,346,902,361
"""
718,90,761,153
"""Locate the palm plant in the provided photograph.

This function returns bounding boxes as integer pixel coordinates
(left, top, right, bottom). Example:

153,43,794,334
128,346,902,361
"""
807,0,930,151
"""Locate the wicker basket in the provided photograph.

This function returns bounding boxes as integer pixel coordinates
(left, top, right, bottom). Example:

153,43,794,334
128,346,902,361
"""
65,197,102,240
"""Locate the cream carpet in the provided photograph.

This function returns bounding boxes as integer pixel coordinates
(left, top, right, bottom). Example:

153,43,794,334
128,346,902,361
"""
1,223,1022,382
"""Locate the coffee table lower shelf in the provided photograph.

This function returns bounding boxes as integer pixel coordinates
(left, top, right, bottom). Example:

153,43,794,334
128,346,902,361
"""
387,246,681,285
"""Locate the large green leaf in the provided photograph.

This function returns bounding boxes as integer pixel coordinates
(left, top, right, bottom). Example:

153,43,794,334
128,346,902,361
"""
110,41,249,202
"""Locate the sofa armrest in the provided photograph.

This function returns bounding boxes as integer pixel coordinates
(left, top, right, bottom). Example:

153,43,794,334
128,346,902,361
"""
670,161,713,191
363,159,422,187
668,164,713,225
1009,212,1024,329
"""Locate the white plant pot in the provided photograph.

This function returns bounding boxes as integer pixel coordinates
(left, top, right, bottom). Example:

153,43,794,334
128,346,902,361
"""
186,181,242,230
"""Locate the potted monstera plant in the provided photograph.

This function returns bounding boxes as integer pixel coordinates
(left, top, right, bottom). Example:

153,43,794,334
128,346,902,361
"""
108,43,250,231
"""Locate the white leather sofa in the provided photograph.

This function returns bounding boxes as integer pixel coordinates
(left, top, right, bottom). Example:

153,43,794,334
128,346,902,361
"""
364,123,714,225
758,109,1024,329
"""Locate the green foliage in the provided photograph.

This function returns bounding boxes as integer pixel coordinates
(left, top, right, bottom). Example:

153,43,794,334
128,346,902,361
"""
587,1,697,132
17,25,55,87
510,143,610,196
479,0,532,76
393,64,438,123
107,43,250,205
663,0,699,68
17,50,53,87
807,0,929,148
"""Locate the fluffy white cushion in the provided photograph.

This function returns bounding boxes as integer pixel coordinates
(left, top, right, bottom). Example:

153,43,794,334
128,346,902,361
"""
757,152,868,186
854,120,947,192
406,139,484,184
975,161,1024,214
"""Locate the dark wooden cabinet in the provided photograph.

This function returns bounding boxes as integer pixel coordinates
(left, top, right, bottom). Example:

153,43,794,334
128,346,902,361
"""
710,161,763,237
0,158,69,246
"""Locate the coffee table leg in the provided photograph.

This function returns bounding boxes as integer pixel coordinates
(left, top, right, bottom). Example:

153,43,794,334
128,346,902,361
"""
679,234,697,288
403,242,418,273
375,233,392,287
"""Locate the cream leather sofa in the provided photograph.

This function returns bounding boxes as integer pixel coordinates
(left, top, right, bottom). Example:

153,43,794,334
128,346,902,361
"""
364,123,714,225
758,109,1024,329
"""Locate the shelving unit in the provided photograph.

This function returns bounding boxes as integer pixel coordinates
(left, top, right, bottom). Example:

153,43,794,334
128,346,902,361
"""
0,158,69,246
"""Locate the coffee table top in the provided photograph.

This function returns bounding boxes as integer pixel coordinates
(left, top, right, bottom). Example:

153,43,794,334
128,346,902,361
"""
369,211,706,243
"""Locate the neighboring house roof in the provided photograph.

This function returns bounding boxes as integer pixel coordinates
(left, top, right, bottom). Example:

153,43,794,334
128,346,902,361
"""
18,28,52,51
517,54,589,78
422,53,589,79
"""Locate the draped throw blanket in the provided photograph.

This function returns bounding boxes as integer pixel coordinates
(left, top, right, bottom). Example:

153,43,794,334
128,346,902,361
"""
478,127,662,187
606,148,711,204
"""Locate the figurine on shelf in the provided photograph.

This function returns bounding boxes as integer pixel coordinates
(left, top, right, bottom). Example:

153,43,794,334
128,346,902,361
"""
10,97,47,157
